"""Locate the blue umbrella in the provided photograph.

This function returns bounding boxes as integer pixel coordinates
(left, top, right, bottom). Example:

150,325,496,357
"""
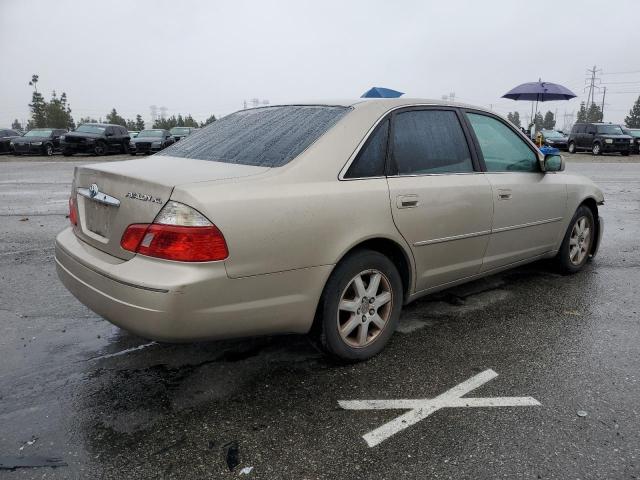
361,87,404,98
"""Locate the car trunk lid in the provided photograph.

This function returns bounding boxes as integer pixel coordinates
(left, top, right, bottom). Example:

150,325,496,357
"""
73,156,269,259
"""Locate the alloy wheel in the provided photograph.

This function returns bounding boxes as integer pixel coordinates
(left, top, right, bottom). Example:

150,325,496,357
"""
337,269,393,348
569,216,592,266
592,144,601,155
46,144,53,156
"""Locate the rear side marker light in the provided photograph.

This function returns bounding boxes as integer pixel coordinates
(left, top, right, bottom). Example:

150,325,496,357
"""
120,201,228,262
68,197,78,226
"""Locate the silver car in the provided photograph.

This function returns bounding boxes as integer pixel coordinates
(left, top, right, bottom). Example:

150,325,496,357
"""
55,99,604,361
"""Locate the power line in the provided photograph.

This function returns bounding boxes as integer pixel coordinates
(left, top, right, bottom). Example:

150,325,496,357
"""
601,69,640,75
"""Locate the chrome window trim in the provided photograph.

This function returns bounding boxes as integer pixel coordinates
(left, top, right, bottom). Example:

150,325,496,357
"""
338,103,444,181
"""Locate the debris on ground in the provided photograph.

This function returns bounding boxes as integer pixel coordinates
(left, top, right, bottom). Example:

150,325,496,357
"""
19,436,38,451
577,410,588,417
0,456,67,470
222,441,240,471
19,217,29,221
239,466,254,475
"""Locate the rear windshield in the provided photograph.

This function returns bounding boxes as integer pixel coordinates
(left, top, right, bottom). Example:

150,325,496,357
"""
159,105,350,167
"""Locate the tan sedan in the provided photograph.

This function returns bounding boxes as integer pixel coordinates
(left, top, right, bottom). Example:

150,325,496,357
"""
55,99,604,361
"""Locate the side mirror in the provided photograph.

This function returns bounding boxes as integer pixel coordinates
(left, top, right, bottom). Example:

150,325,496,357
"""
543,153,564,172
105,132,113,137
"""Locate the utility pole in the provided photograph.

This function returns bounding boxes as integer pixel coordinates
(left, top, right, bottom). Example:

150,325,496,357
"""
600,86,606,122
584,65,601,111
150,105,158,124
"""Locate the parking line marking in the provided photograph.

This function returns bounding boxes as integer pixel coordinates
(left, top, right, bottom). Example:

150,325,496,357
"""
338,369,540,447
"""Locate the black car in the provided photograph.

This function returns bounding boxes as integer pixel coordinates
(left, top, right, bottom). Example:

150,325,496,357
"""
62,123,130,156
11,128,67,156
169,126,198,141
622,127,640,154
567,122,632,156
540,129,569,150
129,129,175,155
0,129,22,153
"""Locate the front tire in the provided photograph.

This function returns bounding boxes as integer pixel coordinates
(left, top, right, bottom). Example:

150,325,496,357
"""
313,250,403,361
44,144,53,156
568,141,576,154
94,141,107,156
621,150,630,157
592,143,602,156
557,206,595,273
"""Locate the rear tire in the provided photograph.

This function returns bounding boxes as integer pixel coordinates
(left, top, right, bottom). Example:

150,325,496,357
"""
568,141,576,154
556,205,595,274
312,250,403,362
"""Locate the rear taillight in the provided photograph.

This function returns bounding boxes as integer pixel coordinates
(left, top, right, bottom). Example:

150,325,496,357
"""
68,197,78,226
120,201,228,262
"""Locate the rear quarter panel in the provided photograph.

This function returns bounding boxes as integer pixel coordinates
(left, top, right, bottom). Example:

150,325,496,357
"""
171,176,409,279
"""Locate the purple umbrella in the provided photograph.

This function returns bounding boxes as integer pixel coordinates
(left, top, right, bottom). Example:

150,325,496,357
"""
502,80,576,134
502,81,576,102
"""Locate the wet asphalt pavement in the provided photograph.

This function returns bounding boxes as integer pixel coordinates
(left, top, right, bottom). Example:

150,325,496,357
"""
0,154,639,479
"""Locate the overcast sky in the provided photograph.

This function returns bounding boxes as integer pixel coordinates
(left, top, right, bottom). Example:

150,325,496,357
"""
1,0,639,129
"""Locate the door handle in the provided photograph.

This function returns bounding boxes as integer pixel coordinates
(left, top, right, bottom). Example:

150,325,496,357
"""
497,189,512,200
397,194,419,208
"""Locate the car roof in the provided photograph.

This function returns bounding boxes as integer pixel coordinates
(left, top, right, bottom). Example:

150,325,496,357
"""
242,98,497,120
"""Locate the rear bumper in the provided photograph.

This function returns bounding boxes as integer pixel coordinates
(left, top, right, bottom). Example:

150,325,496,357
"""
55,227,329,341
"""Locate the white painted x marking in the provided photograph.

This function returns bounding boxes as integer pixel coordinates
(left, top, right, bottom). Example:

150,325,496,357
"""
339,369,540,447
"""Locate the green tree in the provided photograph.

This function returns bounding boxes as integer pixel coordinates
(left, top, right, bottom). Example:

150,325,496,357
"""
182,114,199,127
507,111,521,128
542,111,555,130
576,102,587,123
27,74,47,129
533,112,544,133
624,95,640,128
201,114,216,127
105,108,127,127
11,119,23,131
125,119,137,130
135,114,145,131
586,103,603,123
45,91,75,129
153,115,178,129
78,116,99,124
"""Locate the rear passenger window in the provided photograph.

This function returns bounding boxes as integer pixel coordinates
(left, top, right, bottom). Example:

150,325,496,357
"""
392,110,473,175
466,113,538,172
345,120,389,178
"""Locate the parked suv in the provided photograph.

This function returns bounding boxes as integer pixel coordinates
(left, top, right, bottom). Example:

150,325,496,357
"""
567,122,632,156
622,127,640,154
62,123,130,156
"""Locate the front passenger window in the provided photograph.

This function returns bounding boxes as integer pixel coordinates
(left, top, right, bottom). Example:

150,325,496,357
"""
466,113,538,172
